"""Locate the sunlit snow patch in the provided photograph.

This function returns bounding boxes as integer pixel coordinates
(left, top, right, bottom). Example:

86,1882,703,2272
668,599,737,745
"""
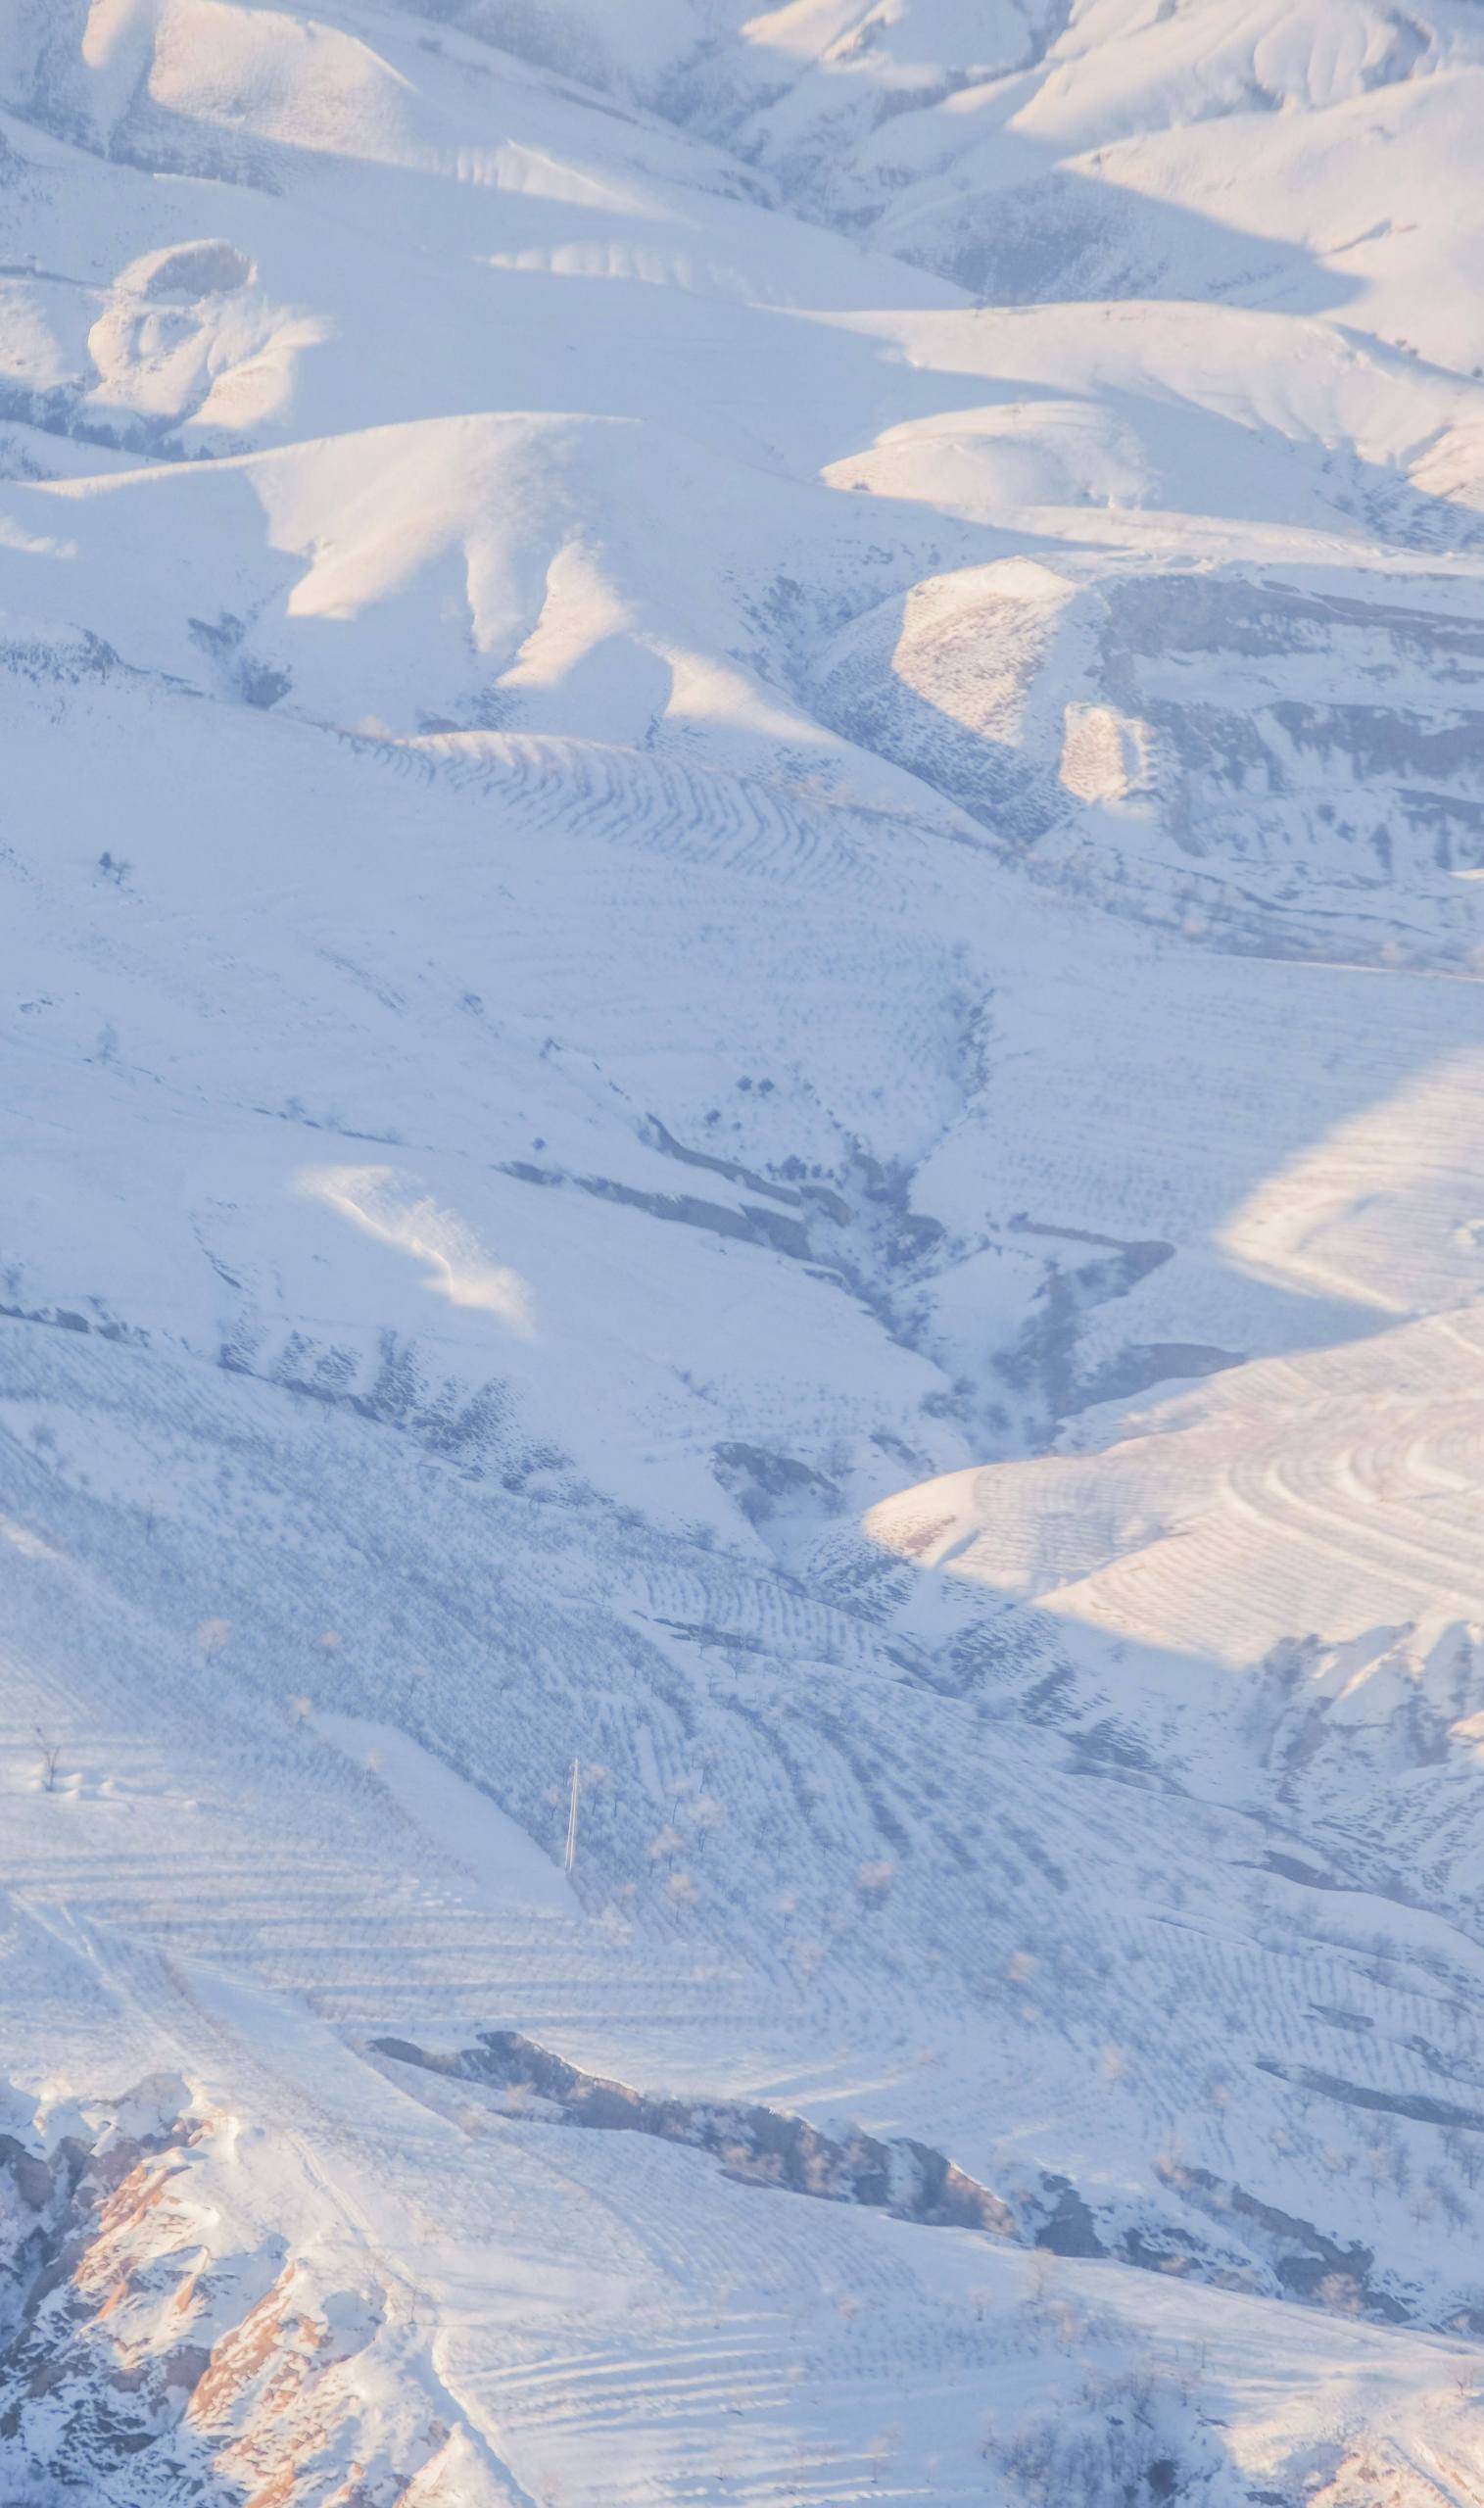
312,1713,578,1916
300,1165,535,1335
0,1516,63,1562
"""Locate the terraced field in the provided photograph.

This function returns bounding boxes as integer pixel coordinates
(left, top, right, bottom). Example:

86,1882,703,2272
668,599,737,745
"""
5,3,1484,2502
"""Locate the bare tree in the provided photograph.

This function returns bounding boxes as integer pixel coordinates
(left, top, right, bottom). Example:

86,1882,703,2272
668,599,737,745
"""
33,1730,61,1793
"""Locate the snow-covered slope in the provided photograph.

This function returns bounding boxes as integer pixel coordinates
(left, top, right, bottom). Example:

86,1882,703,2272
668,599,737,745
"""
3,5,1484,2503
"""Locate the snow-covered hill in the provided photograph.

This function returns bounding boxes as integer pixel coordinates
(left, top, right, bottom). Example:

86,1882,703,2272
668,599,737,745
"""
3,6,1484,2503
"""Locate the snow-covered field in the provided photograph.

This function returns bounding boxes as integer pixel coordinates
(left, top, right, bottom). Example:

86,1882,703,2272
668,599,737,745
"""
4,4,1484,2501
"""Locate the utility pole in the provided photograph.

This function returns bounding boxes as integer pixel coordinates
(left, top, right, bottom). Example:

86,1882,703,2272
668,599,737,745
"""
563,1758,580,1875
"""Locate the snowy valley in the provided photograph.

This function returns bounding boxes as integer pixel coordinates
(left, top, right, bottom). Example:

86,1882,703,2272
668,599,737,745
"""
4,4,1484,2502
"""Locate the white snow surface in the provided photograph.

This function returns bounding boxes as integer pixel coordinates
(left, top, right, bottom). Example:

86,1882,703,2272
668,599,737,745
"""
3,4,1484,2503
312,1711,580,1914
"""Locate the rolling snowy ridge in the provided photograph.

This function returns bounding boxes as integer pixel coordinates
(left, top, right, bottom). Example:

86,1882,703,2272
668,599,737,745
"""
4,6,1484,2503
